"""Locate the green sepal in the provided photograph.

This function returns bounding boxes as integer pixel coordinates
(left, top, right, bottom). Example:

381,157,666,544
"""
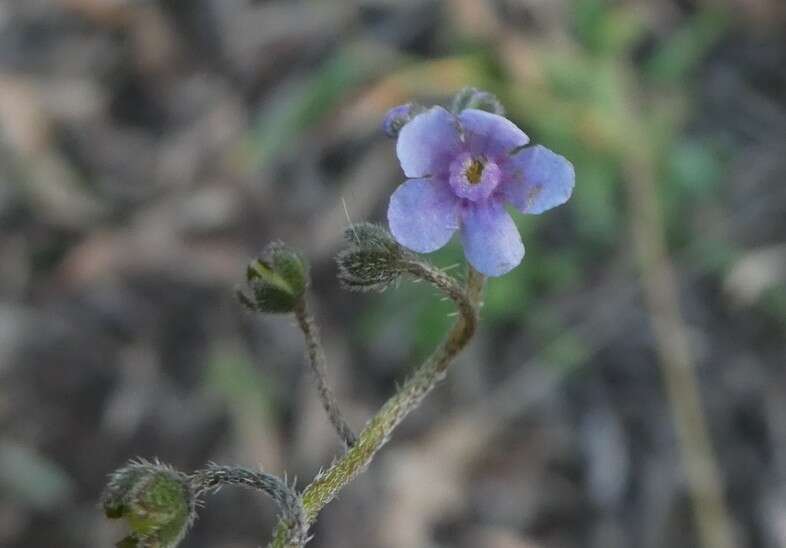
237,242,309,314
451,87,505,116
102,460,196,548
336,223,413,293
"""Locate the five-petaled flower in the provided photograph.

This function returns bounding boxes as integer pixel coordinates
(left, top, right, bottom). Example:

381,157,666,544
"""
386,105,575,276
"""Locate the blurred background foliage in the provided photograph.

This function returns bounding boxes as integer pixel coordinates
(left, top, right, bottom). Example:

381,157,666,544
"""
0,1,785,547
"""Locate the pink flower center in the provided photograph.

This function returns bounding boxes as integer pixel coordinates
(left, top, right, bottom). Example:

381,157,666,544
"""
448,153,500,201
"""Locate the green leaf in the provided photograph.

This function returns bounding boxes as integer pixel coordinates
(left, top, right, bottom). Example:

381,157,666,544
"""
0,442,75,511
645,8,729,84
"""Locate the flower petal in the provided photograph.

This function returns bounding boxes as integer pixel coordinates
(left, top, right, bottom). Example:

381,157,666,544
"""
501,145,575,214
388,178,460,253
460,200,525,276
396,106,461,178
458,109,529,159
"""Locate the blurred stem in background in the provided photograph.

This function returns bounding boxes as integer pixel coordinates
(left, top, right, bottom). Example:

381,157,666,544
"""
624,141,738,548
622,5,739,545
493,3,737,545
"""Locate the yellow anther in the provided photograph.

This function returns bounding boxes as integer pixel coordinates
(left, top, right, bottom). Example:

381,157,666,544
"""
465,159,485,185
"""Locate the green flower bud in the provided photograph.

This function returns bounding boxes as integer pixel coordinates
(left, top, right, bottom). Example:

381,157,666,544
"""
102,460,196,548
237,241,309,314
336,223,413,292
451,87,505,116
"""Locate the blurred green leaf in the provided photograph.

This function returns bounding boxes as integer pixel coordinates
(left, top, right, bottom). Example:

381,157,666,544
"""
525,308,588,370
204,347,278,422
689,237,740,276
543,331,590,371
667,139,723,196
660,139,725,244
356,248,459,361
0,442,75,510
573,0,646,56
484,268,532,322
645,8,729,84
536,250,583,292
759,286,786,329
245,42,399,169
571,157,620,244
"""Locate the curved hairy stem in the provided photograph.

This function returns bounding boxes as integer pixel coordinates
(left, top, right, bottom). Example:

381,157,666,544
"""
294,297,357,448
193,464,309,548
402,260,478,325
270,263,485,547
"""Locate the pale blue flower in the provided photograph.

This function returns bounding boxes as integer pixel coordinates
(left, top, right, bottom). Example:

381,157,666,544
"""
386,105,574,276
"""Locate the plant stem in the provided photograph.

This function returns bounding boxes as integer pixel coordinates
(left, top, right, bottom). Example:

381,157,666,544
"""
624,147,737,548
294,297,357,448
193,464,308,548
270,264,485,546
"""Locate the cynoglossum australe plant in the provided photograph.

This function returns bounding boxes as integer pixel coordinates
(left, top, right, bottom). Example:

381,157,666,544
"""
101,88,575,547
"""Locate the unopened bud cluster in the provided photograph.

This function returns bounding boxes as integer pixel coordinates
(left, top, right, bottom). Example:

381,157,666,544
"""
451,86,505,115
382,88,504,143
237,241,308,313
336,223,413,292
382,102,426,138
102,460,196,548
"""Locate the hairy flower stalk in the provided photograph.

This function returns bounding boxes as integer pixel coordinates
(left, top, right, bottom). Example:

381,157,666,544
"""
237,242,357,448
192,464,309,548
270,264,485,547
293,297,358,448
